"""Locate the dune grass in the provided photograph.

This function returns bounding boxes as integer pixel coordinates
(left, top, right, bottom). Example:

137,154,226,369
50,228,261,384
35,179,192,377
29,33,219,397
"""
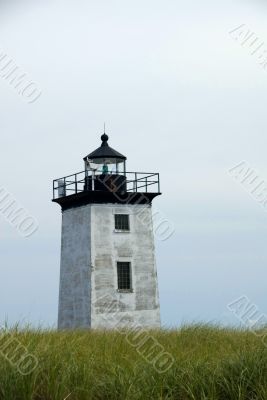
0,325,267,400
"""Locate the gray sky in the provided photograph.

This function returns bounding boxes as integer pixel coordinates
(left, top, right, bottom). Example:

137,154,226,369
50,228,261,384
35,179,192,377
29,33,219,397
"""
0,0,267,328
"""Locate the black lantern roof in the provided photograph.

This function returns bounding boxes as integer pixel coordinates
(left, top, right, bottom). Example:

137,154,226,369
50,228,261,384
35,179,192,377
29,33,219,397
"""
83,134,126,164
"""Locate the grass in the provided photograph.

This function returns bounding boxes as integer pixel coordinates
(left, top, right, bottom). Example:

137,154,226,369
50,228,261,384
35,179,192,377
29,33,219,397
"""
0,324,267,400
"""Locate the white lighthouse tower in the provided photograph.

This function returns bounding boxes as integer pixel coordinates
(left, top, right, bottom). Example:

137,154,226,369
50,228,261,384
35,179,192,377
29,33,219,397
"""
53,133,161,329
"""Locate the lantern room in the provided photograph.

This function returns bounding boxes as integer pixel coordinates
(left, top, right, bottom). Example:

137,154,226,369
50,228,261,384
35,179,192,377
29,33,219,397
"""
83,133,127,192
84,133,126,174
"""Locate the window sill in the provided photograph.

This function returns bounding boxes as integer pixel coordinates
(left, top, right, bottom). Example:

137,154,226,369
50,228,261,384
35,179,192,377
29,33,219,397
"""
114,230,131,233
117,289,134,293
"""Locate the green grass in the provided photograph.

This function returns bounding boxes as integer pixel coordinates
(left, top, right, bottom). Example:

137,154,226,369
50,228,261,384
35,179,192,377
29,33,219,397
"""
0,325,267,400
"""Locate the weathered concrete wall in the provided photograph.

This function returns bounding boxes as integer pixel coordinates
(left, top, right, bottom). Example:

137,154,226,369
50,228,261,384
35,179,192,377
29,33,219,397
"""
58,206,91,329
91,204,161,329
58,203,161,329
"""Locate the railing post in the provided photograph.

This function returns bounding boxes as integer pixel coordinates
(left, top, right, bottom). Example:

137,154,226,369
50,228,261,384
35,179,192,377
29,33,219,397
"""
158,173,160,193
135,172,137,192
75,174,77,194
146,177,147,192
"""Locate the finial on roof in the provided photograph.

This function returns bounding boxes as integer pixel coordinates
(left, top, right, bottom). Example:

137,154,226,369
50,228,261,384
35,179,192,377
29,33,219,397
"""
101,131,109,146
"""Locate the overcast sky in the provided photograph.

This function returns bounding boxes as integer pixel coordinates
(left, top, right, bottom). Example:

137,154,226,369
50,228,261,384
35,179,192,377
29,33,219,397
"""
0,0,267,328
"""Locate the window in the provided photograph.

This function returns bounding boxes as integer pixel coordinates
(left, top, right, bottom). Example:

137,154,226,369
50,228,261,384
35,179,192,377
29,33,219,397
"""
115,214,130,231
117,262,131,291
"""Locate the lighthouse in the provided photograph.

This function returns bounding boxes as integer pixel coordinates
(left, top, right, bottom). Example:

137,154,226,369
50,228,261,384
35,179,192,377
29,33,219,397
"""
53,133,161,329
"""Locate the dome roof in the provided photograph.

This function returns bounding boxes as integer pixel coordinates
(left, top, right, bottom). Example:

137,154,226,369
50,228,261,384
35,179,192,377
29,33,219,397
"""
83,134,126,164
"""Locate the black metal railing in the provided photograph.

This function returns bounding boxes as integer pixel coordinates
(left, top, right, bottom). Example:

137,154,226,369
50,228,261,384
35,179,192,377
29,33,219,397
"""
52,170,160,200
